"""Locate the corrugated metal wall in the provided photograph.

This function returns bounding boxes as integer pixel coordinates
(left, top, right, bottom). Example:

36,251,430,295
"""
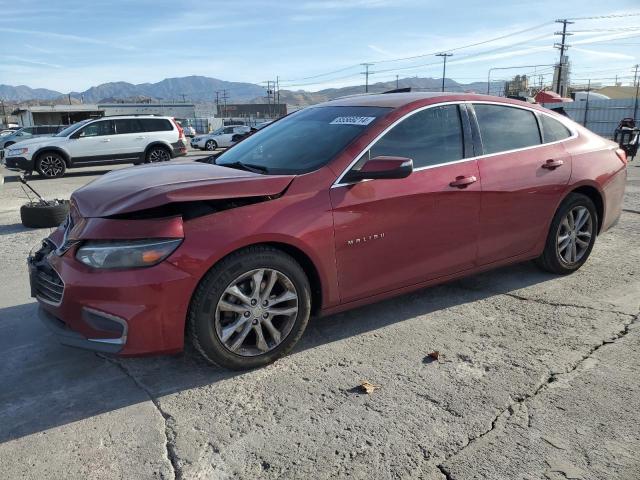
542,99,638,138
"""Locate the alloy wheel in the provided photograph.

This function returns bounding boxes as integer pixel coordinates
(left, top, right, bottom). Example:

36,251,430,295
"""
148,148,170,162
39,155,65,177
205,140,216,151
214,268,299,356
556,206,593,265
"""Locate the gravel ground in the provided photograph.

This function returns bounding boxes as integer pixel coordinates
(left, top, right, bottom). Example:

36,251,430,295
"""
0,158,639,480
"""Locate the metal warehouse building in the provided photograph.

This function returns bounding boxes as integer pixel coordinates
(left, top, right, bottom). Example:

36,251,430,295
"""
13,103,197,127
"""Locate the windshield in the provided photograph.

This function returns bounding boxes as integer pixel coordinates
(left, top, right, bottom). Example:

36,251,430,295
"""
210,128,224,135
55,119,92,137
215,106,391,175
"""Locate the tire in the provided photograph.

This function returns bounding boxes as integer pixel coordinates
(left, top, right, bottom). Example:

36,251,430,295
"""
535,193,598,275
188,246,312,370
35,152,67,178
205,140,217,151
146,146,171,163
20,200,69,228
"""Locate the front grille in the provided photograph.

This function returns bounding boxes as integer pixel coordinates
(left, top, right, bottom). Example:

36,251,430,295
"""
34,266,64,304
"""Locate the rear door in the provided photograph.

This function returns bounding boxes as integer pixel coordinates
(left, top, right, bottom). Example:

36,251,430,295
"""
331,103,482,303
66,120,118,163
113,118,146,160
469,103,572,265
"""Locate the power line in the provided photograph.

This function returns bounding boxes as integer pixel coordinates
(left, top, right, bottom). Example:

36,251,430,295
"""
280,21,554,83
567,12,640,20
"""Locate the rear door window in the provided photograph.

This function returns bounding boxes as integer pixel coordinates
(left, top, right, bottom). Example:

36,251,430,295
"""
540,115,572,143
368,104,464,168
473,104,541,155
140,118,173,132
115,119,143,134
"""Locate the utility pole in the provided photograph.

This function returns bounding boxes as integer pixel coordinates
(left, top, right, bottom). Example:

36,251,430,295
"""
180,93,187,103
583,79,591,127
633,64,639,122
221,89,228,119
436,53,453,92
396,75,399,89
361,63,373,93
554,19,574,96
276,76,280,113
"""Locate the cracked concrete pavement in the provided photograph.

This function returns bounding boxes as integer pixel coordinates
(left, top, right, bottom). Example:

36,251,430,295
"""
1,160,639,479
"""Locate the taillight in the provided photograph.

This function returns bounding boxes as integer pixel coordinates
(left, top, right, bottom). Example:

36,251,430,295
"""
615,148,627,165
171,118,185,140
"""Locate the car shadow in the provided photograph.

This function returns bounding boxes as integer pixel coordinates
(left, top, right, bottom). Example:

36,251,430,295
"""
0,261,554,444
0,223,30,236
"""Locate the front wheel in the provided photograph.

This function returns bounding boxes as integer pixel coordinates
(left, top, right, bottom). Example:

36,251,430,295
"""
188,246,311,370
205,140,217,151
535,193,597,274
35,152,66,178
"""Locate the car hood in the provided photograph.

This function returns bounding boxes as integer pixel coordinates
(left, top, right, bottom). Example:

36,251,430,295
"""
71,161,295,218
4,136,58,148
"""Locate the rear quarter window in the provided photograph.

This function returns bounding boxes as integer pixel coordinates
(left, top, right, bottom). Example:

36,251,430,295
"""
473,104,541,155
140,118,173,132
540,115,572,143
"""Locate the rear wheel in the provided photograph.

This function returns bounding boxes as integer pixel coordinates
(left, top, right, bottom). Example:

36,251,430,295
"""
35,152,66,178
535,193,597,274
188,246,311,370
205,140,217,151
146,146,171,163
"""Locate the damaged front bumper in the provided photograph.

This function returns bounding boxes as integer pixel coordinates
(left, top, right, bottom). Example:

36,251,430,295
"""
29,213,197,356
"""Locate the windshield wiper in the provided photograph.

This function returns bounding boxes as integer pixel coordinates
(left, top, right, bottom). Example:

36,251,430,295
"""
217,160,269,174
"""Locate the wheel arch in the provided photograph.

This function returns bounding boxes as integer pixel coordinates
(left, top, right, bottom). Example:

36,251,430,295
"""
144,141,172,158
568,184,604,233
188,240,324,321
33,147,71,166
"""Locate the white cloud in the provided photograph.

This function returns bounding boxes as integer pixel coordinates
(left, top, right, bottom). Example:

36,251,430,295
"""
571,47,635,60
0,27,134,51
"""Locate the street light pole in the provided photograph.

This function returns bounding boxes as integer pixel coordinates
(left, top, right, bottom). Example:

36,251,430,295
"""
436,53,453,92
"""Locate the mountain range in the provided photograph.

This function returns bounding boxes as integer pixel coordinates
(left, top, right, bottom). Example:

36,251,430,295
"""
0,75,499,107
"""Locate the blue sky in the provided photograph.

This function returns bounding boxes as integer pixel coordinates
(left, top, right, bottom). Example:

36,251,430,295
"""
1,0,639,93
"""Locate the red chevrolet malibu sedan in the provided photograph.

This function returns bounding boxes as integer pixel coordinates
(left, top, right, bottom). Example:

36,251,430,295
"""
30,92,627,369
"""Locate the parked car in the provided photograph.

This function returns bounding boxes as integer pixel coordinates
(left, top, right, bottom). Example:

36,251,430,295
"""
0,125,64,158
191,125,251,150
30,92,627,370
1,127,20,136
3,116,187,178
183,125,196,137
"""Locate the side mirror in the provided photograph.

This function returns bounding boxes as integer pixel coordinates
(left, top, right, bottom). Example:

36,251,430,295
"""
343,156,413,183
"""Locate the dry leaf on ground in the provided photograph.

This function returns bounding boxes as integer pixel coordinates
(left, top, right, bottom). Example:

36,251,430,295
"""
360,381,380,394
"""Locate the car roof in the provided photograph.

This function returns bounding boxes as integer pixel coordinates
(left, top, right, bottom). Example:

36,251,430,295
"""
320,91,543,111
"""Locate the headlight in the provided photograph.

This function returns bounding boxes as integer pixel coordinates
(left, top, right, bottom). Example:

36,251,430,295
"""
76,238,182,269
8,147,28,156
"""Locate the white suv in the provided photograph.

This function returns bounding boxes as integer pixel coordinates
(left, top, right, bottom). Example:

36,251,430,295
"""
191,125,250,151
2,116,187,178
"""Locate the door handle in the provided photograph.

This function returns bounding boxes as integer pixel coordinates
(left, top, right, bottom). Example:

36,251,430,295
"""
542,159,563,169
449,175,477,189
100,139,111,143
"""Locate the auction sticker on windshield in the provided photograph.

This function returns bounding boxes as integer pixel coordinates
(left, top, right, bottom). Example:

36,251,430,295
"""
330,116,376,126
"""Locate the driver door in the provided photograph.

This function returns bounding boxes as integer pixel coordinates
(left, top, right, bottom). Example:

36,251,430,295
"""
330,104,481,303
67,120,118,162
